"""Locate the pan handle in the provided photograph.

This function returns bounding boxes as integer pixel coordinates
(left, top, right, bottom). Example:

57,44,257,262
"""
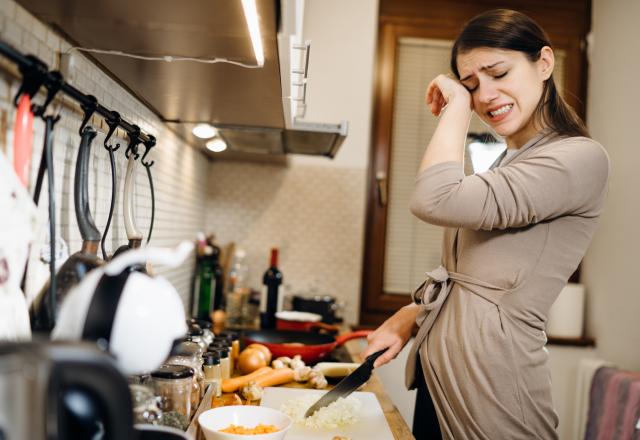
123,154,143,241
75,126,101,243
335,330,372,346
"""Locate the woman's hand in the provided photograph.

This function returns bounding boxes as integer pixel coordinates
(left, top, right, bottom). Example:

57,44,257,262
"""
426,74,472,117
362,303,420,368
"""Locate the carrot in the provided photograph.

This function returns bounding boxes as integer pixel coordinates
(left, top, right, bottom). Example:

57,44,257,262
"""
222,366,273,393
254,368,295,388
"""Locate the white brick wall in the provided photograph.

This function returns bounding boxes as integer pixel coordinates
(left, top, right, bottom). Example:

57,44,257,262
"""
0,0,209,307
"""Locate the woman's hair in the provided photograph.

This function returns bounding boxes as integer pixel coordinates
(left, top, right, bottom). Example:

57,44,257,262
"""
450,9,589,138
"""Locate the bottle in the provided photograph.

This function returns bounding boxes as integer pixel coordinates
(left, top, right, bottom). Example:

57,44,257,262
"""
210,242,225,311
225,248,249,326
196,248,214,321
260,248,283,329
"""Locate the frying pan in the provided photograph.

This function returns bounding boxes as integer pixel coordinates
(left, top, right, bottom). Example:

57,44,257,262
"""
242,329,371,364
30,126,103,331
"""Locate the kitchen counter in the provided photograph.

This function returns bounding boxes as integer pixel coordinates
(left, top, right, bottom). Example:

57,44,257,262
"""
187,334,414,440
342,339,415,440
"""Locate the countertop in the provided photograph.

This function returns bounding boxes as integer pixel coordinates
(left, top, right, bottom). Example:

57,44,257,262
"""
188,335,415,440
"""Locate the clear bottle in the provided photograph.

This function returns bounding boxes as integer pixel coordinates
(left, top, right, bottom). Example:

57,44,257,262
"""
225,248,250,327
202,352,222,398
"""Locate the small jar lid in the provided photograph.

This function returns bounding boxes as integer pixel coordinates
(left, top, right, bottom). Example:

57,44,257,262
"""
210,339,230,348
218,331,239,341
188,324,204,336
208,347,229,358
151,364,194,379
170,340,201,358
202,352,221,366
190,318,212,330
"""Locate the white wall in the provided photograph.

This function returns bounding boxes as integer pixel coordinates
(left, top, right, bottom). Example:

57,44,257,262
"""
581,0,640,371
542,1,640,438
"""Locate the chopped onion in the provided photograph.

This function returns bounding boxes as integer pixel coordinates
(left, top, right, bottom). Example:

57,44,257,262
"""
280,395,361,429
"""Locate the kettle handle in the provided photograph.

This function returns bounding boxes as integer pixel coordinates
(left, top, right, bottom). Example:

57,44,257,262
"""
47,345,134,440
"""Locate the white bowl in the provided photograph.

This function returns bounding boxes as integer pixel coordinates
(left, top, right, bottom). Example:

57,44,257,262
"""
198,406,292,440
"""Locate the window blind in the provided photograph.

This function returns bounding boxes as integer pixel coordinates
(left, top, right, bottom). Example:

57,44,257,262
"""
383,37,566,295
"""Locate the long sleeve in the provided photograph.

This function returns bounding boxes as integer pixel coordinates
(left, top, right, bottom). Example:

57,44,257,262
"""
409,137,610,231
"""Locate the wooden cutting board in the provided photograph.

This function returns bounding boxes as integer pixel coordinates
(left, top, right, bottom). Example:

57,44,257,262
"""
260,387,395,440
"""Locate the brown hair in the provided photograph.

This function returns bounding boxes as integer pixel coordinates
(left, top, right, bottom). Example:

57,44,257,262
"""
450,9,589,138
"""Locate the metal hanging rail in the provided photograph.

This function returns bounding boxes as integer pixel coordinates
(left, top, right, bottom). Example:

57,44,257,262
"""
0,40,154,144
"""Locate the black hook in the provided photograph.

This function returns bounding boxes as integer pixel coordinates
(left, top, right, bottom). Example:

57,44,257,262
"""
141,135,156,168
32,71,63,119
125,124,141,160
104,111,121,152
79,94,98,136
13,55,48,107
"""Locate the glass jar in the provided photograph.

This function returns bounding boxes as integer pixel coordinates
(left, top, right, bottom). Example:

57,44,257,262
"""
218,331,240,374
129,384,162,425
202,352,222,398
166,341,205,415
209,347,231,380
150,364,194,430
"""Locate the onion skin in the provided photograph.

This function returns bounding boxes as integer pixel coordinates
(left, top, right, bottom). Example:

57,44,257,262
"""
237,347,268,375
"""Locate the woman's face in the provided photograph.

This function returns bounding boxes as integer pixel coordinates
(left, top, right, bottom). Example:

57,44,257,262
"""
456,47,554,148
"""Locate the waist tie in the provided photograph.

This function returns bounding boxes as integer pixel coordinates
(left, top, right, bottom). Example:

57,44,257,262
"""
405,265,507,389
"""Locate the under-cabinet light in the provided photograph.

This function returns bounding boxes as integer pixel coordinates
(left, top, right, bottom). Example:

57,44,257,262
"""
206,137,227,153
241,0,265,67
192,124,217,139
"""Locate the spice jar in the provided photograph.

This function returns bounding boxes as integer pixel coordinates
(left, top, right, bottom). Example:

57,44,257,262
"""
150,364,194,430
129,384,162,425
209,347,231,380
210,338,233,372
202,352,222,398
166,340,205,414
187,325,208,353
218,331,240,373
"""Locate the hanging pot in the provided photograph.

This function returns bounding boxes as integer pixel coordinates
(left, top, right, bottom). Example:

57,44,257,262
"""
30,126,104,332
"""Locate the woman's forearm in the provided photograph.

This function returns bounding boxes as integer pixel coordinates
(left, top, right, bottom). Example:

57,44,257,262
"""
419,98,472,172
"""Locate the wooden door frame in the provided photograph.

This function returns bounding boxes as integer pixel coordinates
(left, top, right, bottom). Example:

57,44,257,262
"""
360,2,591,327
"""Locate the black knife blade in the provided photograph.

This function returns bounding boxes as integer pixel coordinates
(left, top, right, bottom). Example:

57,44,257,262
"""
304,348,388,418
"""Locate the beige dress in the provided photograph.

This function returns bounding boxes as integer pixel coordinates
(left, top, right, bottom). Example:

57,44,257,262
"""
405,131,610,439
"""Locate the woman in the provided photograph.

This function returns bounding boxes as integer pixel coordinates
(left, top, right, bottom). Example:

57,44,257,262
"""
363,9,610,440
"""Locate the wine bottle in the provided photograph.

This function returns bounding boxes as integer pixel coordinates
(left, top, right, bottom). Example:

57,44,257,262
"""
260,248,283,329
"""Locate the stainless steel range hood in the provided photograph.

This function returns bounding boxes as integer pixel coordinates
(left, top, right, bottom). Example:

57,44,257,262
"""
16,0,348,159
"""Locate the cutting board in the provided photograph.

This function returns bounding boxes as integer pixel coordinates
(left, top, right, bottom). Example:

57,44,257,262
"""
260,387,395,440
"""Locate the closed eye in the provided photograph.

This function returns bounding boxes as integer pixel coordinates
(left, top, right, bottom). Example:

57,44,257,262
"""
493,71,508,79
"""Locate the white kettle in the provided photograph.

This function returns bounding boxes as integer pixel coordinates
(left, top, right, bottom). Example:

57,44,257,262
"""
52,242,192,375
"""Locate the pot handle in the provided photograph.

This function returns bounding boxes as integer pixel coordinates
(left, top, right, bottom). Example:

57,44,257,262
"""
310,322,341,334
335,330,372,346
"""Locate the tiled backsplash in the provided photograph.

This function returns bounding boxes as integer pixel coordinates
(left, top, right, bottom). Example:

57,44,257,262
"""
206,161,367,324
0,0,208,306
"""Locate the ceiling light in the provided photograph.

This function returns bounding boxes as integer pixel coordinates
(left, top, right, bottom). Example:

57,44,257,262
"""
241,0,265,67
206,137,227,153
192,123,217,139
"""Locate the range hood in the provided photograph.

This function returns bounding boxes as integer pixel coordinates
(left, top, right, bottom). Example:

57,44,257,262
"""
16,0,348,159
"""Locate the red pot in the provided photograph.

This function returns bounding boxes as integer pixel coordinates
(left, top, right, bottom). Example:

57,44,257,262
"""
275,311,340,333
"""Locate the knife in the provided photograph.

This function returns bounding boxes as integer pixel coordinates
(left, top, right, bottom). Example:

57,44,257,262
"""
304,348,388,418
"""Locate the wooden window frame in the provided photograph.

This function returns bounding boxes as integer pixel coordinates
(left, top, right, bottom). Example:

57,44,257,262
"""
360,1,591,327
